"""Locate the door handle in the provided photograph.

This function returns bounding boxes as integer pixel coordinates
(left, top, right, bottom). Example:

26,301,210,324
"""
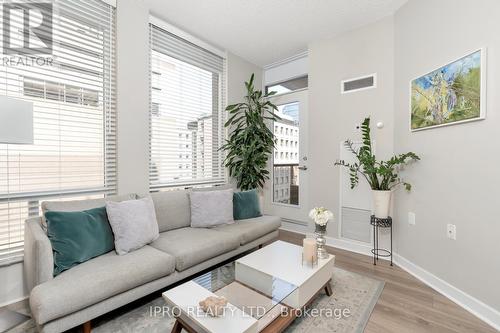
298,165,308,171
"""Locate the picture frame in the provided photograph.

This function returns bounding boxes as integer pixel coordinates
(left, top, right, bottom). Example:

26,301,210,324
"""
409,48,486,132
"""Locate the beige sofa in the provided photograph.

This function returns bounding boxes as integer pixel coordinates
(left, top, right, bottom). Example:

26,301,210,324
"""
24,189,281,333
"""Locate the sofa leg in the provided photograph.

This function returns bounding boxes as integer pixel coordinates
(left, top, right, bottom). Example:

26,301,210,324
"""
83,321,91,333
258,244,263,249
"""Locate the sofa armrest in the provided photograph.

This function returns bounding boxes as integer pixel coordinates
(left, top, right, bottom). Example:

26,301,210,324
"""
24,217,53,291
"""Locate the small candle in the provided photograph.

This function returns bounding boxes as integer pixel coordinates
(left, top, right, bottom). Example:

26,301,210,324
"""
303,238,317,264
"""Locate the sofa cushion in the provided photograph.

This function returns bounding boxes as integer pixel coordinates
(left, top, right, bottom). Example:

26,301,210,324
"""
150,190,191,232
233,189,262,220
106,197,159,255
41,194,137,230
30,245,175,325
214,215,281,245
45,207,115,276
42,194,137,214
150,228,240,271
190,188,234,228
190,184,233,192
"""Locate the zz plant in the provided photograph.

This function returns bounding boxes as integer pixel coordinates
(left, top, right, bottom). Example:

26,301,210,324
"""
221,74,281,190
335,117,420,191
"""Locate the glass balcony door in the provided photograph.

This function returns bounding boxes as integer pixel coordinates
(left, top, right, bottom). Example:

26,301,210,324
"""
263,89,309,225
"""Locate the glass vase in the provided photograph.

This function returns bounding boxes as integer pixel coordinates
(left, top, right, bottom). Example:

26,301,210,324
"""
315,223,328,259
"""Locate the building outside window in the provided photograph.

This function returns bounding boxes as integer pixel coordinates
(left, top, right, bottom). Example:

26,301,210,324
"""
273,102,300,204
149,24,226,190
0,1,116,264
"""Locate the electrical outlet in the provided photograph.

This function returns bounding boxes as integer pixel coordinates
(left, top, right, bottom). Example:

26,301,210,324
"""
408,212,416,225
447,224,456,240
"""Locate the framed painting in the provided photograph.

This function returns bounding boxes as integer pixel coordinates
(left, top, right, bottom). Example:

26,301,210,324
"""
410,48,486,131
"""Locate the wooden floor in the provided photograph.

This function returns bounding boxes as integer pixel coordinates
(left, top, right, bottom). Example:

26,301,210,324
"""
278,230,497,333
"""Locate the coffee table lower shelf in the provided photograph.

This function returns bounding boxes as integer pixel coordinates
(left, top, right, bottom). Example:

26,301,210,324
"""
170,279,333,333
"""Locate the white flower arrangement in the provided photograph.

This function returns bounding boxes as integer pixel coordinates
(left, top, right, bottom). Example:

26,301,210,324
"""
309,207,333,226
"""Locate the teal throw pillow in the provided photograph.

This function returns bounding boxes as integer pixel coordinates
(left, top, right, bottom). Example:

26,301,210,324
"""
233,189,262,220
45,206,114,276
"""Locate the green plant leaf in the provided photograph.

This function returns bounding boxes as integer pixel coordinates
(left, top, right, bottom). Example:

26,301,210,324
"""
334,117,420,191
221,74,278,190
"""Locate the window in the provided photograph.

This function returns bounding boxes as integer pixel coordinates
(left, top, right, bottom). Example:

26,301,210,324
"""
23,78,100,107
152,103,160,117
273,102,300,205
266,75,308,95
149,24,226,190
0,0,116,264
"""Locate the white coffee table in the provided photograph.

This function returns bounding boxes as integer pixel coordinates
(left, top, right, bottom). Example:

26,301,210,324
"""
163,240,335,333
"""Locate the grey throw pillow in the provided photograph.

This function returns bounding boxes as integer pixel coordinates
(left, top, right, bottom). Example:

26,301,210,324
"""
105,197,159,255
190,188,234,228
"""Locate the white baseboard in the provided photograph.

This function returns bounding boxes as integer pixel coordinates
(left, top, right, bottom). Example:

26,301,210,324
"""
280,227,500,330
306,232,390,262
280,221,309,234
393,253,500,331
281,226,375,258
324,236,375,258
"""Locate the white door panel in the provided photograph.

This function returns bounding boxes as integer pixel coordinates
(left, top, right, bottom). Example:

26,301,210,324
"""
263,90,309,224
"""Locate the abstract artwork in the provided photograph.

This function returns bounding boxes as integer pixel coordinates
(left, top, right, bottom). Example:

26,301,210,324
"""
410,49,485,131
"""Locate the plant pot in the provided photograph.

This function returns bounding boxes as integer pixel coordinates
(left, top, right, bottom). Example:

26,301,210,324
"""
372,190,392,219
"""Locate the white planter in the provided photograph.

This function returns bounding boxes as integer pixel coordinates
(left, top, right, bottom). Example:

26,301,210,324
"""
372,190,392,219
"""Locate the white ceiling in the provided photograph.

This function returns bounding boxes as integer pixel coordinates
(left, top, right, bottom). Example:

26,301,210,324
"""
145,0,407,67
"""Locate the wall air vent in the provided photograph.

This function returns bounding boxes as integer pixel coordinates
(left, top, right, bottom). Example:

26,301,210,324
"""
340,207,371,243
341,73,377,94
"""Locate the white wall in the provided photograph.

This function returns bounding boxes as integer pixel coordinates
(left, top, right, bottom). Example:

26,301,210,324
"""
0,262,26,307
308,17,395,237
116,0,150,196
225,52,262,188
0,0,262,307
227,53,262,104
306,0,500,323
393,0,500,312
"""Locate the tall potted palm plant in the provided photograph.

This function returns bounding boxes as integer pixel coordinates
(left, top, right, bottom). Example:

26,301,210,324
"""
221,74,280,190
335,117,420,218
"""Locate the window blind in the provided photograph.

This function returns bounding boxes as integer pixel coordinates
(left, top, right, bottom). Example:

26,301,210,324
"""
0,0,116,265
149,24,226,190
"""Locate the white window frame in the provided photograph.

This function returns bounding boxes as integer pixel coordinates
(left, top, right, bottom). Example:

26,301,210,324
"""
148,16,228,191
149,16,226,58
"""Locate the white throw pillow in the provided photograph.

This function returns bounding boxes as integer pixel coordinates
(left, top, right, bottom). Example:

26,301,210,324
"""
105,197,159,255
190,188,234,228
